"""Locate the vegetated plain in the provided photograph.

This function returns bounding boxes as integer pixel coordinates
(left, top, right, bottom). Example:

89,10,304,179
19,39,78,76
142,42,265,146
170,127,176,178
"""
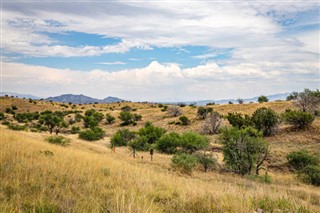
0,96,320,212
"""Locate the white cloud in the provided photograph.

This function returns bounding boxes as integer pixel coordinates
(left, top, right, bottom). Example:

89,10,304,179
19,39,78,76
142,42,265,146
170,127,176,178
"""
3,1,318,57
96,61,126,65
3,61,319,101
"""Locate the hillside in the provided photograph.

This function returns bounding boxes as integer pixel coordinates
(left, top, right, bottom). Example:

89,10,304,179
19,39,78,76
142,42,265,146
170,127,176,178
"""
0,97,319,212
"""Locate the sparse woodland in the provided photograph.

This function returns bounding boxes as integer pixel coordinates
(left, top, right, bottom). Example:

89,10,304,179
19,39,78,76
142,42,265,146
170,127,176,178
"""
0,89,320,212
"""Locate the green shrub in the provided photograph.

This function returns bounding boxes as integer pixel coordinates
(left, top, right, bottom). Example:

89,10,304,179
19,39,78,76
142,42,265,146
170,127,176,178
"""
121,105,132,112
287,150,319,171
0,112,5,120
133,113,142,121
177,103,186,107
79,127,105,141
252,107,279,136
14,112,40,123
137,122,166,144
118,111,134,126
45,135,71,146
2,121,10,126
75,113,83,122
197,107,213,119
83,109,104,128
300,165,320,186
5,108,15,114
171,153,198,174
258,95,269,103
156,132,181,154
179,115,190,125
70,126,80,134
106,113,116,124
128,136,150,151
110,129,135,147
161,105,168,112
219,127,269,175
226,112,252,129
281,109,314,129
8,123,28,131
180,132,209,153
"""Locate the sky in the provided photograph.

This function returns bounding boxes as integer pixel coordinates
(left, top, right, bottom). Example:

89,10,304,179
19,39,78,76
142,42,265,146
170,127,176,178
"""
1,0,320,102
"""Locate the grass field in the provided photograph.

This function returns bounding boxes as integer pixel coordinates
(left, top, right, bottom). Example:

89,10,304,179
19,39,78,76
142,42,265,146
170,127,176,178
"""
1,97,320,212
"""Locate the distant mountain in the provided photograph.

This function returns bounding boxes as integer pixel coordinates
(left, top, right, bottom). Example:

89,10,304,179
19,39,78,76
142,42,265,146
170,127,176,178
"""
161,93,290,106
0,92,42,100
102,96,124,103
45,94,125,104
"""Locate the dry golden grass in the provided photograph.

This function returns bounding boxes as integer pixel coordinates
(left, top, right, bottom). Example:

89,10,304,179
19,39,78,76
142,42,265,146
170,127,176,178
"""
1,127,320,212
1,98,320,212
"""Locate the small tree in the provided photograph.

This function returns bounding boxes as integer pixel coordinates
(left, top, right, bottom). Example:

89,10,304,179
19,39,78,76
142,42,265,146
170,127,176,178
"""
137,122,166,145
226,112,252,129
286,92,298,101
179,115,190,125
202,112,222,134
39,113,64,134
197,107,213,119
219,127,269,176
83,109,104,128
128,136,150,152
171,153,198,174
54,120,68,135
281,109,314,129
295,89,320,113
252,107,279,136
237,98,244,104
110,129,135,147
167,105,182,117
106,113,116,124
258,95,269,103
195,152,216,172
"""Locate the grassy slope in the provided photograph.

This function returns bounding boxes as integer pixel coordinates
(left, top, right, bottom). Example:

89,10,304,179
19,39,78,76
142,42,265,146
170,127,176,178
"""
1,128,320,212
1,97,320,212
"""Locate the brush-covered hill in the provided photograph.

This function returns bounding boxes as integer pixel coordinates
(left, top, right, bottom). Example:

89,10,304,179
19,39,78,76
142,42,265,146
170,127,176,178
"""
1,97,319,212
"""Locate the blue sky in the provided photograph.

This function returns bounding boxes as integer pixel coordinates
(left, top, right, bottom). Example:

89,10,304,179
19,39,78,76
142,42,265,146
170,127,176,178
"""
2,1,319,101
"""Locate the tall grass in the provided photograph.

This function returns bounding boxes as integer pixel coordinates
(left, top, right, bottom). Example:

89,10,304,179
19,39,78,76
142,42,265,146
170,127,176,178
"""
1,128,319,212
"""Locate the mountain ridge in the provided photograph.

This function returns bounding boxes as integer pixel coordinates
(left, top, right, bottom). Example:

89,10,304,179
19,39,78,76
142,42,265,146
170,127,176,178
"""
45,94,124,104
2,92,290,105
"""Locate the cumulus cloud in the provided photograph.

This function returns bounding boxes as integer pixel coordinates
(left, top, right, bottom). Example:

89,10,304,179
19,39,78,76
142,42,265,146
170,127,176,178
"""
3,61,318,101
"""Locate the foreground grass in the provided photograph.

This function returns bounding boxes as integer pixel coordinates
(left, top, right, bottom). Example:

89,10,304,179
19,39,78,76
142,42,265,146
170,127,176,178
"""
1,128,319,212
